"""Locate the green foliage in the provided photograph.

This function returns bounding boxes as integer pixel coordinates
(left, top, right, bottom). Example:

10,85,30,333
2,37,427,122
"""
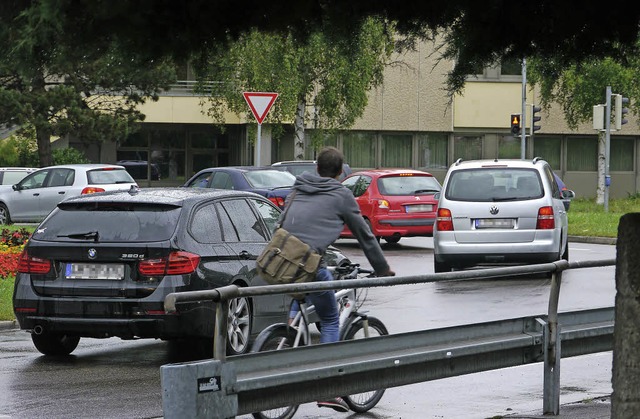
195,17,395,140
528,56,635,129
0,2,177,167
52,148,89,164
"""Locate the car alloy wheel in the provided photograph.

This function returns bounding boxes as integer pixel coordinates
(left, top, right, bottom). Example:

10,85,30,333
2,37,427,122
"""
227,296,252,355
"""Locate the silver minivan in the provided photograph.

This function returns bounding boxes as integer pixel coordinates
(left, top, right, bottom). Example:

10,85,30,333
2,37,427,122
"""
433,158,574,273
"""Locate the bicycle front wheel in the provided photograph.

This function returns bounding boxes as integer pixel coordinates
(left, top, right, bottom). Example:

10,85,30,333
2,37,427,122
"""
342,316,388,412
251,325,300,419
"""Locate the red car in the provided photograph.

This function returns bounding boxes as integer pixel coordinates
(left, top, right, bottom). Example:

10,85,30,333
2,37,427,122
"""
340,169,441,244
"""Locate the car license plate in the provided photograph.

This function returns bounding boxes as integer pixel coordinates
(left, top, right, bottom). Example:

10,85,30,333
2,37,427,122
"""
65,263,125,280
406,204,433,213
475,218,515,229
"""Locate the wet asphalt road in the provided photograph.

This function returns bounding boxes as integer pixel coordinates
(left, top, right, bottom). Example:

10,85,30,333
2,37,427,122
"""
0,237,616,418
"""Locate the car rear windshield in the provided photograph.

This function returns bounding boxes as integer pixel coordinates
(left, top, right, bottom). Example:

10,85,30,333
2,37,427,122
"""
34,203,181,242
377,175,441,196
445,168,543,202
244,170,295,188
87,168,136,185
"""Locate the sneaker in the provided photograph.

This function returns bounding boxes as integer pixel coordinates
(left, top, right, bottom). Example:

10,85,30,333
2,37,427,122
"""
317,397,349,412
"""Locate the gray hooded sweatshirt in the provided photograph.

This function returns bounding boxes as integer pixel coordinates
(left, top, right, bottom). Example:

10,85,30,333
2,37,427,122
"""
278,171,390,274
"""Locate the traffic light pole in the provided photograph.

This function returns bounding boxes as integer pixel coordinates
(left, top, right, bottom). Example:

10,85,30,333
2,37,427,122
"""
521,58,527,159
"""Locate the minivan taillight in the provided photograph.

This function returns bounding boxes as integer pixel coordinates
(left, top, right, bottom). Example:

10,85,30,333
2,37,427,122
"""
436,208,454,231
17,250,51,274
138,251,201,276
536,206,555,229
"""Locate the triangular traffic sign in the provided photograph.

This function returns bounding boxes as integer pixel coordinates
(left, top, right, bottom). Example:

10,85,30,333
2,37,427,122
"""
243,92,279,124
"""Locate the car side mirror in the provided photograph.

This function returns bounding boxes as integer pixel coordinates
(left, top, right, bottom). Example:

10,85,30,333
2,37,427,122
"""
434,192,441,200
12,184,21,191
562,190,575,199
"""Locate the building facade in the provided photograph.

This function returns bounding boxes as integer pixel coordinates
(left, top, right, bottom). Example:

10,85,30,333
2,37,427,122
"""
75,40,639,199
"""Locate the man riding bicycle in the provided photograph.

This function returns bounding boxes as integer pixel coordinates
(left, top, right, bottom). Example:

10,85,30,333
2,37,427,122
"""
278,146,395,412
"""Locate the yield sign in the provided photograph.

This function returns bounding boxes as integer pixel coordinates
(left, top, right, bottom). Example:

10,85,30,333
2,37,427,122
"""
243,92,279,124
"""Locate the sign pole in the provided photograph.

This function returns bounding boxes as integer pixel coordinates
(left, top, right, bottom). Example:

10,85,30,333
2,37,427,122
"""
256,123,262,166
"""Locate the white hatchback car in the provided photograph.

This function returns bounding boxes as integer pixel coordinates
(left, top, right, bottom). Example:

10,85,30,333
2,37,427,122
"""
0,164,138,224
433,158,573,273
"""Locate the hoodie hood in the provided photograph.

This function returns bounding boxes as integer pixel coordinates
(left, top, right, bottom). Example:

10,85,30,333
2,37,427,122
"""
294,171,344,194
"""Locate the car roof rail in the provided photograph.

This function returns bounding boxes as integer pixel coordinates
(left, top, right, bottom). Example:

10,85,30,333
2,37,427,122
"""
454,158,463,166
532,156,543,164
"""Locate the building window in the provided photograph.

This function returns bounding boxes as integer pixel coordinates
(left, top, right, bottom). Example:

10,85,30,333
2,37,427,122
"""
381,134,412,167
498,134,523,159
343,132,376,168
611,138,634,172
533,136,561,170
417,133,448,170
567,137,597,171
454,136,482,161
500,58,522,76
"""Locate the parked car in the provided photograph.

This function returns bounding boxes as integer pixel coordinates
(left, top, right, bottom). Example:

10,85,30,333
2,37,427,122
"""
117,160,161,181
272,160,353,181
13,187,347,356
0,167,38,185
340,169,441,244
0,164,138,225
184,166,296,209
433,158,574,273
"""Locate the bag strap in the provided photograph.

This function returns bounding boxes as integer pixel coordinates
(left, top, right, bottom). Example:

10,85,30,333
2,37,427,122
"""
276,190,297,229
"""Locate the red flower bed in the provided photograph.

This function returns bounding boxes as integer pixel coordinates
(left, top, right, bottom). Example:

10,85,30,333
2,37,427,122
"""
0,228,32,279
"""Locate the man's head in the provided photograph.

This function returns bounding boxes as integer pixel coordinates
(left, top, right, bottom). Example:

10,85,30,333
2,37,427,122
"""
316,147,344,179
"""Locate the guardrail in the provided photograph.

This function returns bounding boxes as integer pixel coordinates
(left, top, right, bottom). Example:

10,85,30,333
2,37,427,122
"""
161,258,615,418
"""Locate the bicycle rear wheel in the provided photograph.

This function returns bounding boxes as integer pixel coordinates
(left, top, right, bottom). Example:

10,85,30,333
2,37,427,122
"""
342,316,388,412
251,325,301,419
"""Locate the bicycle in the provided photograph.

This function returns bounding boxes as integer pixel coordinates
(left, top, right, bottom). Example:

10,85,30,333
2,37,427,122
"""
250,262,389,419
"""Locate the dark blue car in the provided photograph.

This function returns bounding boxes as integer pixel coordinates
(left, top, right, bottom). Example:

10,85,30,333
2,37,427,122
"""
184,166,296,208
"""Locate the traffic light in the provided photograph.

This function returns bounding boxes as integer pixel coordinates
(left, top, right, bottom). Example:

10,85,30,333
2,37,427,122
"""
532,105,541,132
510,114,521,135
614,94,629,130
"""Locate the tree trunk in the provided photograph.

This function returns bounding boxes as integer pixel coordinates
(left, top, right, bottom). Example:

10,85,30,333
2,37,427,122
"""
35,124,53,167
294,99,305,160
596,130,605,205
612,213,640,417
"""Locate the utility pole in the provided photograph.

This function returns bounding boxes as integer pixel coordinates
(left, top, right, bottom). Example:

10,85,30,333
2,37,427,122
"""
521,58,527,159
604,86,612,212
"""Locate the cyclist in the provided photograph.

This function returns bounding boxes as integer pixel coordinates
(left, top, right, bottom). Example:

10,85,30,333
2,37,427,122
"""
278,146,395,412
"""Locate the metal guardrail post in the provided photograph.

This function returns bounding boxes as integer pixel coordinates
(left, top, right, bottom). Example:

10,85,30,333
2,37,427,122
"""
214,301,229,361
543,264,566,414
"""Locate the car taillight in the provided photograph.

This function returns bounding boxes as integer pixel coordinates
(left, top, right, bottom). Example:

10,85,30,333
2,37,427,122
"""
269,197,285,208
436,208,454,231
81,187,106,194
17,250,51,274
536,206,555,229
138,251,201,276
377,199,389,209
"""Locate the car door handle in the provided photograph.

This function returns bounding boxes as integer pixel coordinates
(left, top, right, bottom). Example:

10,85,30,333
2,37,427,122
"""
239,250,251,259
58,191,65,195
32,193,39,196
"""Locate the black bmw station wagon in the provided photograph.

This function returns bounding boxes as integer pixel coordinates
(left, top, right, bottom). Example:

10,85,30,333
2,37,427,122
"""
13,187,344,356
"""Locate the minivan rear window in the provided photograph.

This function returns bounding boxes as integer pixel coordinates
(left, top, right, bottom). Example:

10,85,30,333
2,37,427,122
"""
34,203,180,242
377,175,441,196
445,168,543,202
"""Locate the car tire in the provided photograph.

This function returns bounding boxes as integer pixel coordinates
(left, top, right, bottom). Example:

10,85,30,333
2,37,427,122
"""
365,219,380,243
384,236,401,244
0,203,11,225
227,296,252,356
434,259,451,273
31,332,80,356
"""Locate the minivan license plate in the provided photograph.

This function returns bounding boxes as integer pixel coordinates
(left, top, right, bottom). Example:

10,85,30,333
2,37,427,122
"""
406,204,433,213
65,263,125,280
475,218,515,229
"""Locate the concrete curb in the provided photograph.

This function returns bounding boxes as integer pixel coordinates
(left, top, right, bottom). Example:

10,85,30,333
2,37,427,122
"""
0,320,17,330
568,235,617,245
